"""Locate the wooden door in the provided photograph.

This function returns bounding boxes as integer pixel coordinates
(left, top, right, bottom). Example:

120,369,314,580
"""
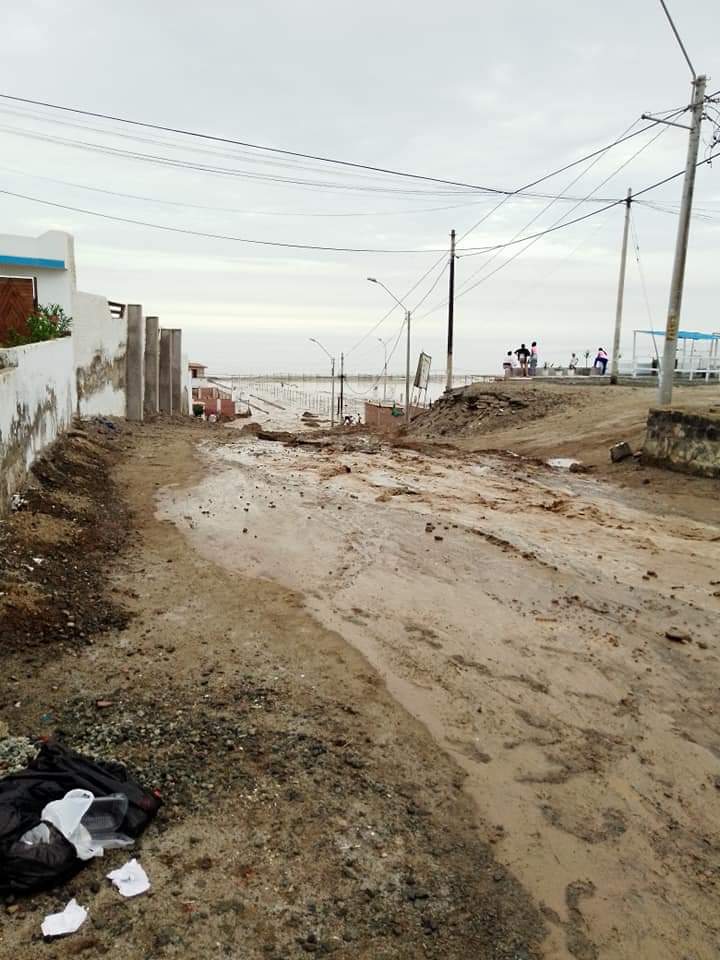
0,277,37,345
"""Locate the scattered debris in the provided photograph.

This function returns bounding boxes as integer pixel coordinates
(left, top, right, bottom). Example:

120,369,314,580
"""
41,897,88,938
106,858,150,898
610,441,633,463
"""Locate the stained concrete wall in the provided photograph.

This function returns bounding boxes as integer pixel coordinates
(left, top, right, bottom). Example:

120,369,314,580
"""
72,291,126,418
0,338,76,510
643,408,720,478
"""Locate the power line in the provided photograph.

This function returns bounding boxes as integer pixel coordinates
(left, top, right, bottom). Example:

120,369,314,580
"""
0,187,472,254
344,111,688,356
417,119,658,316
629,208,655,329
0,91,680,199
416,147,719,316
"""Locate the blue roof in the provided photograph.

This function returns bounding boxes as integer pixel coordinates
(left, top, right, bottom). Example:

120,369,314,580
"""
637,329,719,341
0,254,66,270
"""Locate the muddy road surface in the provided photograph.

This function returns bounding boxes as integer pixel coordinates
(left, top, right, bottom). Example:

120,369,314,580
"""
0,421,544,960
160,424,720,960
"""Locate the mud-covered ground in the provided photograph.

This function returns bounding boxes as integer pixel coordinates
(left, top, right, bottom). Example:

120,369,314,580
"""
0,420,544,960
162,412,720,960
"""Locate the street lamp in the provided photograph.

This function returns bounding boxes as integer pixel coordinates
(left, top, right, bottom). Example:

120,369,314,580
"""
367,278,412,426
309,337,335,428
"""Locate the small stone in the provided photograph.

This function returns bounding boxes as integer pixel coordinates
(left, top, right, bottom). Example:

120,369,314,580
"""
610,441,633,463
665,628,691,644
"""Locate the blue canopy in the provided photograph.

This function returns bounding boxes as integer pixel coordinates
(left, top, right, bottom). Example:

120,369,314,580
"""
636,329,719,341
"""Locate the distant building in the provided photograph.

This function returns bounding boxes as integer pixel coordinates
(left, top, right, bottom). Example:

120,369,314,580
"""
188,361,234,418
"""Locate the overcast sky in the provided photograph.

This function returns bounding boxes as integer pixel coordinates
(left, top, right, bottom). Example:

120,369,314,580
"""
1,0,718,376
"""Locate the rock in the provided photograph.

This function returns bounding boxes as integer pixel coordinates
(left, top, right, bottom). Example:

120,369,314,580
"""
610,441,633,463
425,523,435,533
434,535,444,542
665,628,691,643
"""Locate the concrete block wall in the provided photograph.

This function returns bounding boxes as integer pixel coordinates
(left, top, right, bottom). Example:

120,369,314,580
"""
643,408,720,478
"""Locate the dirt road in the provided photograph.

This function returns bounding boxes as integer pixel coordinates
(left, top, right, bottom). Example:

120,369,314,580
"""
2,392,719,959
160,420,720,960
0,421,543,960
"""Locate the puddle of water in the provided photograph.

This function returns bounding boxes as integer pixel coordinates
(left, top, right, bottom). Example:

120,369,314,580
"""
547,457,581,470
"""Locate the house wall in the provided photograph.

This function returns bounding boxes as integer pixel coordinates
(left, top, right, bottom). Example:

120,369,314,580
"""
0,231,75,316
72,291,127,417
0,338,76,509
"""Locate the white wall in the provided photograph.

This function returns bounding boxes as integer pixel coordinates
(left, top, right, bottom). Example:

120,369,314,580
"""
0,338,75,508
72,291,126,417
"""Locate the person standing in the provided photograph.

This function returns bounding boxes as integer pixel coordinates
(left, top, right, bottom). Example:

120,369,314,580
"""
594,348,609,375
569,352,578,372
529,341,539,377
502,351,515,378
515,343,530,377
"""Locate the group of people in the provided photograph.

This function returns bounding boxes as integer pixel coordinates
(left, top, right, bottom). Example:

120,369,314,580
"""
503,341,539,378
502,344,610,377
568,349,609,374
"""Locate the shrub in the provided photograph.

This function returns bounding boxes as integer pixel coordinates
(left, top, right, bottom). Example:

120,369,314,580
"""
4,303,72,346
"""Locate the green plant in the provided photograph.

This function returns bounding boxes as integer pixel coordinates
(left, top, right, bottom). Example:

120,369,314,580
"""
3,303,73,346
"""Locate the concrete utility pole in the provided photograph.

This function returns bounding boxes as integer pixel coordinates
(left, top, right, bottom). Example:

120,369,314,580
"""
445,228,456,393
657,71,707,404
404,310,411,426
339,352,344,420
330,356,335,427
610,190,632,385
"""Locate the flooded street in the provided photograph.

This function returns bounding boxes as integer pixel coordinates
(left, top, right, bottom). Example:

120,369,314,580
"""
160,428,720,959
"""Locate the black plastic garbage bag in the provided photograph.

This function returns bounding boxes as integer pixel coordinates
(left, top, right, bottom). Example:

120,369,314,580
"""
0,741,161,896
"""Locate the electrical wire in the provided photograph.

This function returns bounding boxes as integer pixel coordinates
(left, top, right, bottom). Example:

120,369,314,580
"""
3,150,716,260
344,110,690,356
416,119,654,317
0,187,470,254
0,91,679,198
629,208,655,329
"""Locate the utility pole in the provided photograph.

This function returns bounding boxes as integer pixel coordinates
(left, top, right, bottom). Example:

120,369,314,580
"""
404,310,411,426
339,351,344,420
610,189,632,385
445,228,456,393
330,356,335,428
657,71,707,404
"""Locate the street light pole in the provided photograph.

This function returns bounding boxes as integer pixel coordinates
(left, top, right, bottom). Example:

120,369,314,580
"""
367,277,413,427
309,337,335,428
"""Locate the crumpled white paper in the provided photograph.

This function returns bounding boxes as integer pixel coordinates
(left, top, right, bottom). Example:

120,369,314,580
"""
41,898,88,938
106,858,150,897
